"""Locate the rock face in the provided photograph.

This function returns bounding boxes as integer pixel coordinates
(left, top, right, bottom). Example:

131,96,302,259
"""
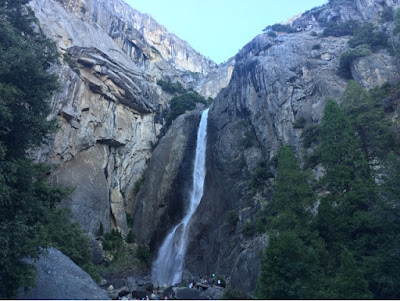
30,0,400,295
182,0,400,294
132,111,202,251
18,248,110,300
30,0,218,236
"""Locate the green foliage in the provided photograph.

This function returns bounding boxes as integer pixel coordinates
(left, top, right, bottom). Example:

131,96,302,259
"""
225,210,239,227
380,6,394,22
166,92,209,127
103,229,124,252
221,286,249,299
45,209,100,282
157,80,185,95
338,44,373,78
126,212,134,227
267,31,277,38
0,1,70,297
249,162,272,190
97,222,104,236
266,23,295,33
348,23,388,50
331,248,373,299
255,232,321,299
322,20,359,37
134,177,143,194
266,146,316,237
301,124,321,147
341,81,396,160
242,221,255,236
293,117,306,128
63,52,80,75
126,230,135,244
136,244,152,268
393,8,400,36
312,44,322,50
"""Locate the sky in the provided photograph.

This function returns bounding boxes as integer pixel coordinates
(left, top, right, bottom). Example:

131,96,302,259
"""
124,0,328,64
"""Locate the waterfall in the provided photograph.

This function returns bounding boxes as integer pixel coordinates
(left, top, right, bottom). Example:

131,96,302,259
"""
151,109,209,287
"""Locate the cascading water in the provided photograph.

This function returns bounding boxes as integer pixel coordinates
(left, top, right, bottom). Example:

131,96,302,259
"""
151,109,209,287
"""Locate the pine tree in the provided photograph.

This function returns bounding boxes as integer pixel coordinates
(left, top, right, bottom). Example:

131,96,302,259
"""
255,231,321,299
341,80,395,161
266,145,316,238
331,248,373,299
0,1,73,298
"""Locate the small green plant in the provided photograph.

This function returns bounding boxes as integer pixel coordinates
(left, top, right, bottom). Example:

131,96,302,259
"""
264,23,295,33
63,53,80,75
226,210,239,227
312,44,321,50
242,220,255,236
348,23,388,50
301,124,321,148
322,20,359,37
98,222,104,237
222,286,250,299
338,44,373,78
157,80,186,94
293,117,306,129
126,212,133,227
136,244,152,268
126,230,135,244
165,92,209,127
134,177,143,194
103,229,124,252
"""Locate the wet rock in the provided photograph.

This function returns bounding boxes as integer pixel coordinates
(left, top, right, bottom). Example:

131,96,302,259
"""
107,286,130,299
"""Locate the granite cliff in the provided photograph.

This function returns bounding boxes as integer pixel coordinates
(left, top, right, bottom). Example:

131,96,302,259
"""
31,0,400,295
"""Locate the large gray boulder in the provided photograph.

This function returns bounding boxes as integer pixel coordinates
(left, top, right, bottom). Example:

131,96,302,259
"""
18,248,110,300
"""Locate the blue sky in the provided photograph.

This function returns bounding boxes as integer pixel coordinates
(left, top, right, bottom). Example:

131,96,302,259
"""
125,0,328,64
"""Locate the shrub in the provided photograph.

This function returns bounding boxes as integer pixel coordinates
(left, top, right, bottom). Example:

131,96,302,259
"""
166,92,208,127
338,44,373,78
134,177,143,194
242,220,255,236
348,23,388,50
46,209,100,282
136,244,152,268
103,229,124,252
322,20,359,37
268,23,296,33
226,210,239,227
157,80,186,95
312,44,321,50
293,117,306,128
222,286,250,299
126,230,135,244
301,124,321,148
267,31,277,38
380,6,394,22
98,222,104,236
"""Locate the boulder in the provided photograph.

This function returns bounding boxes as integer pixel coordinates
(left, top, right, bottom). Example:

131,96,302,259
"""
18,248,110,300
175,287,206,300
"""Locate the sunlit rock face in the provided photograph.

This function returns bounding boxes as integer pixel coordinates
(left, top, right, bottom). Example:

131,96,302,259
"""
29,0,218,236
185,0,400,293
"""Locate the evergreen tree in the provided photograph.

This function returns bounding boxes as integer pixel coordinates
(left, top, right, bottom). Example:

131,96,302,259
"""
0,1,92,298
267,145,316,238
341,80,395,161
317,99,378,253
331,248,373,299
255,231,321,299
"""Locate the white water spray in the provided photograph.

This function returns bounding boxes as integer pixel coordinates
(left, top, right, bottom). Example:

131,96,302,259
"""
151,109,209,287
